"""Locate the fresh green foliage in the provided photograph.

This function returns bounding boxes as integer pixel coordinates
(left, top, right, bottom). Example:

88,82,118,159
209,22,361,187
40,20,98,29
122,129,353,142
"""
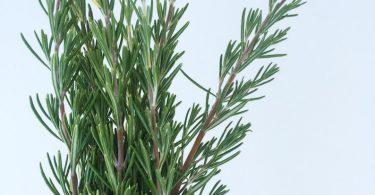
23,0,304,194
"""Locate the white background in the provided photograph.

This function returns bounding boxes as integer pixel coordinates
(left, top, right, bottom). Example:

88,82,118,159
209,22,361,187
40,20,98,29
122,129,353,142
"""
0,0,374,194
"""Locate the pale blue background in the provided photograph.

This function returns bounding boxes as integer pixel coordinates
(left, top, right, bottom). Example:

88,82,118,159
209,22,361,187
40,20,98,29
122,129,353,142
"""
1,0,375,194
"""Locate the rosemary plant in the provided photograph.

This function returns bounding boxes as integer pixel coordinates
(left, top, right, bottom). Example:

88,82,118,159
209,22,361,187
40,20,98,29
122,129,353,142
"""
22,0,304,194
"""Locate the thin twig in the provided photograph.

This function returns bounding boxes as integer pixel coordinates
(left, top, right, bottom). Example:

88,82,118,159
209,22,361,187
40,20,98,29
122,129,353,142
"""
58,45,78,195
59,95,70,146
55,0,61,14
150,2,175,193
114,69,125,180
71,171,78,195
171,1,287,194
159,0,174,48
151,103,161,193
105,10,126,180
54,1,79,192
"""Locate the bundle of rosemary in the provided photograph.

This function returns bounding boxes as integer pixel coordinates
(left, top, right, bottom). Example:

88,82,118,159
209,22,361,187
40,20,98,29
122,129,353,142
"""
22,0,303,194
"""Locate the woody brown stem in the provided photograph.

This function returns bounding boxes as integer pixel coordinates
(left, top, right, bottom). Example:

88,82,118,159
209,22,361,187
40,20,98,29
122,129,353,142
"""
71,170,78,195
171,99,220,195
103,8,126,180
112,42,125,181
151,105,161,193
114,70,125,180
59,95,78,195
114,49,125,181
149,3,175,193
54,0,79,187
171,2,287,194
59,98,70,146
116,117,125,179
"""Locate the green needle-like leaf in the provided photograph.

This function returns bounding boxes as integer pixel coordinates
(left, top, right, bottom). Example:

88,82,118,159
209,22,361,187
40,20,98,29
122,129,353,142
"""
24,0,303,194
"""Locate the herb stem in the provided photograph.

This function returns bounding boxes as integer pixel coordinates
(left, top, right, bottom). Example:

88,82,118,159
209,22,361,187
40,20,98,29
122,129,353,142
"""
171,1,288,194
55,0,78,192
151,103,161,193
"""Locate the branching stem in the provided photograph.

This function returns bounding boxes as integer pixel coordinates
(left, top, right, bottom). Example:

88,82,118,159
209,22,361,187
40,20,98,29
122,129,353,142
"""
150,2,175,193
151,103,161,193
105,10,126,180
55,0,78,192
171,1,287,194
58,72,78,195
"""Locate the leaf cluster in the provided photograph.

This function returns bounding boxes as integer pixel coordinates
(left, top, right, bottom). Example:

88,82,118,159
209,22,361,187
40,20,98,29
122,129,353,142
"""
23,0,304,194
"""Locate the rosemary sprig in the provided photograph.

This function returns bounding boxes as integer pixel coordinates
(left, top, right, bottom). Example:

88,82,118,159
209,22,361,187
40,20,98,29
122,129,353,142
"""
23,0,304,194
